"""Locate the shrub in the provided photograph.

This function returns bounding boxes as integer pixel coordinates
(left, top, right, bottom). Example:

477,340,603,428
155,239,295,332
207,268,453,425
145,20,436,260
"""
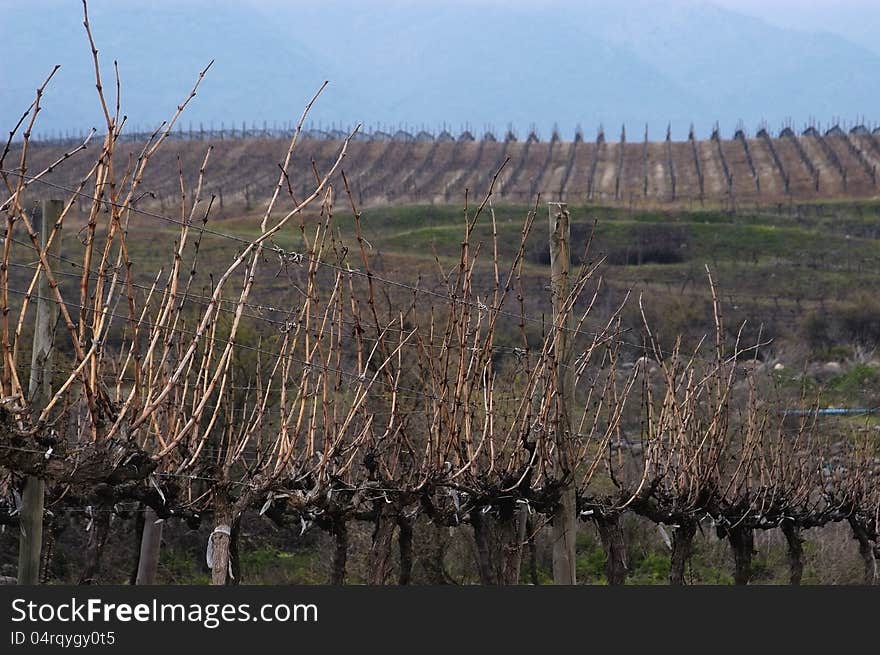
838,293,880,346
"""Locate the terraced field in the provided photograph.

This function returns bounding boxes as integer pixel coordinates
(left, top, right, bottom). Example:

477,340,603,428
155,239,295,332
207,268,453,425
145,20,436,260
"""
13,126,880,211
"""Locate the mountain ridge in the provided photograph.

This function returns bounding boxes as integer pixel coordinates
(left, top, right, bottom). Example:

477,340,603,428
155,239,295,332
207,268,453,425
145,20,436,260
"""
2,1,878,138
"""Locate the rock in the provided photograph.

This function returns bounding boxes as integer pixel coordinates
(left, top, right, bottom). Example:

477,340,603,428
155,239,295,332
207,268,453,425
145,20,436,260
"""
822,362,843,375
811,361,843,381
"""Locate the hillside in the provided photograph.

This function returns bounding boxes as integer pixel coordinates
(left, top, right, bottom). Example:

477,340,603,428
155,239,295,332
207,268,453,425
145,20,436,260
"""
13,125,880,210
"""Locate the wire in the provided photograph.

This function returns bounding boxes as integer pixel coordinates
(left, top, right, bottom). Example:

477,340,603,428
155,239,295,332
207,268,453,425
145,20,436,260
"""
1,169,653,351
2,169,777,381
4,281,554,413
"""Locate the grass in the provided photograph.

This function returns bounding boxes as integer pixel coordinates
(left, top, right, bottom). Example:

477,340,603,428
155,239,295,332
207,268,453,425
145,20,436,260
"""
157,546,211,585
25,197,869,369
155,545,324,585
828,364,880,397
111,199,880,286
9,197,879,376
239,547,324,585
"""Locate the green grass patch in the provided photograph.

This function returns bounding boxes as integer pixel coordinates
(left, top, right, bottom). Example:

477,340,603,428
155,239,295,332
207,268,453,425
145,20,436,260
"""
827,364,880,396
239,546,324,585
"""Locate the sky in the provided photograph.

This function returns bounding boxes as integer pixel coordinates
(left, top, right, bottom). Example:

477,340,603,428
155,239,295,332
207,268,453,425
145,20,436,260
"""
2,0,879,140
711,0,880,52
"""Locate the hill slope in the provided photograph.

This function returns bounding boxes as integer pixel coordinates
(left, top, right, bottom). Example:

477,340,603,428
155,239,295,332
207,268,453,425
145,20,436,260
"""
13,126,880,209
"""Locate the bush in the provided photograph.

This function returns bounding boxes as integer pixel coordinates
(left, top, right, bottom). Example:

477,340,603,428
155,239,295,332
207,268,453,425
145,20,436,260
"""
802,310,833,351
605,224,690,266
630,552,671,584
838,294,880,346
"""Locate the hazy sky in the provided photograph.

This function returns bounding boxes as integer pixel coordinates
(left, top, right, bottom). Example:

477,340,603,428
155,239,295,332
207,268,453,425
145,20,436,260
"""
711,0,880,49
3,0,879,138
714,0,870,12
450,0,880,42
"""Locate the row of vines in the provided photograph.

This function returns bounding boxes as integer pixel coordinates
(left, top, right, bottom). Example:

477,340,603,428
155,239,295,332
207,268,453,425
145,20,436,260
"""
0,2,877,586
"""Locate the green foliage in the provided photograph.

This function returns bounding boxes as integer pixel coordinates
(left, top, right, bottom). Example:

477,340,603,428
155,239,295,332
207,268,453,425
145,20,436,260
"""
154,544,322,585
157,547,211,585
521,565,554,585
688,557,735,586
828,364,879,394
575,546,607,584
749,555,773,582
628,552,671,584
838,294,880,346
239,547,324,584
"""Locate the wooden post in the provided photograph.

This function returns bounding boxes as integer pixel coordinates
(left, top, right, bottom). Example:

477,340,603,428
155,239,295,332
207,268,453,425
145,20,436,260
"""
210,498,234,585
549,203,577,585
135,508,163,585
18,199,63,585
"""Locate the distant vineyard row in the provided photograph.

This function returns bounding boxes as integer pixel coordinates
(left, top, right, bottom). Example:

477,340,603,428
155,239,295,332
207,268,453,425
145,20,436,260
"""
17,124,880,208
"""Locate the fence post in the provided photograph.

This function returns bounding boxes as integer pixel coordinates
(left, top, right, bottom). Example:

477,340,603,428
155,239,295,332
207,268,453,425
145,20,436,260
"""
549,202,577,585
135,508,163,585
17,199,63,585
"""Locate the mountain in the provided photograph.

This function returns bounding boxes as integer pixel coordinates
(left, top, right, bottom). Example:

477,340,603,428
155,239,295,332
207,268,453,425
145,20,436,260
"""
0,1,345,136
275,2,708,135
568,1,880,133
2,0,878,140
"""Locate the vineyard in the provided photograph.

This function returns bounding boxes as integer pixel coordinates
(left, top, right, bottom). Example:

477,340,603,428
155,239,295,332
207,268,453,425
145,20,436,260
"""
1,3,878,588
16,121,880,211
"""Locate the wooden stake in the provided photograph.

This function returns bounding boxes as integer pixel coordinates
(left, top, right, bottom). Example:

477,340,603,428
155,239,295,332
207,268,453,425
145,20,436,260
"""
18,199,63,585
135,508,163,585
549,203,577,585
